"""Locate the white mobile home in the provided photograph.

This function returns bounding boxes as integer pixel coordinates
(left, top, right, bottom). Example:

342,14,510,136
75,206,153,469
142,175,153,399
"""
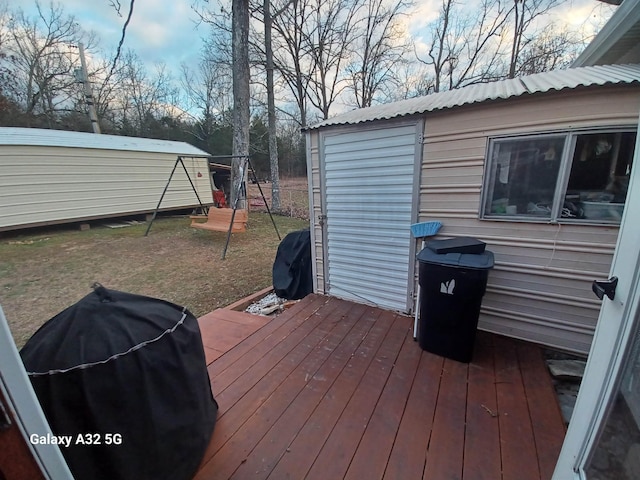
0,128,213,232
305,63,640,355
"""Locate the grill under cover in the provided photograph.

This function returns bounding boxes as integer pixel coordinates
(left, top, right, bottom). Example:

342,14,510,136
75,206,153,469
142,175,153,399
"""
273,229,313,300
20,285,218,480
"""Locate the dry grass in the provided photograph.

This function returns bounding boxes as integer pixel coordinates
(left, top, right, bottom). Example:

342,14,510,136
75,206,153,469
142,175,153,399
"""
247,177,310,220
0,212,309,348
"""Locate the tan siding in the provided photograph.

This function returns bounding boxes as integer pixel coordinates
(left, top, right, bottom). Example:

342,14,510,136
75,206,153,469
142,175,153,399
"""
417,193,481,213
487,268,603,299
423,138,488,161
426,87,640,139
434,216,620,244
423,169,485,185
0,146,212,230
418,87,639,353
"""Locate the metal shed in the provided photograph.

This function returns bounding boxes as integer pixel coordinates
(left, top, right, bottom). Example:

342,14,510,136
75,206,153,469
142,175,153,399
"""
305,63,640,354
0,128,213,232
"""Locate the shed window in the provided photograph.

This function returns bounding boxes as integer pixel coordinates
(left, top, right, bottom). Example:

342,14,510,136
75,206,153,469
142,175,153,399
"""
482,129,636,224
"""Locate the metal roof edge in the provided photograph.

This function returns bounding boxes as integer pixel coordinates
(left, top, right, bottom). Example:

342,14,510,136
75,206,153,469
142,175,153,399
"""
0,127,210,156
305,64,640,131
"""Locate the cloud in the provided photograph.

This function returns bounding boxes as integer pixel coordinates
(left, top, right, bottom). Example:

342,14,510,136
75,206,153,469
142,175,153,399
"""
48,0,123,44
404,0,441,33
552,0,615,38
15,0,204,75
117,0,203,70
404,0,616,52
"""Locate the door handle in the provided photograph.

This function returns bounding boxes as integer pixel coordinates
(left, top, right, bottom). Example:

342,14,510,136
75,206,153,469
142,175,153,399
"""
592,276,618,301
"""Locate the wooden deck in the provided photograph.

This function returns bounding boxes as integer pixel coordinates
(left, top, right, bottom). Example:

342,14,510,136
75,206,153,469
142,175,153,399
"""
195,294,566,480
198,308,272,365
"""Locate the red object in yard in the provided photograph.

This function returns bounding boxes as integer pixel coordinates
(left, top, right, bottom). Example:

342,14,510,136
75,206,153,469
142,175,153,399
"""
213,190,227,208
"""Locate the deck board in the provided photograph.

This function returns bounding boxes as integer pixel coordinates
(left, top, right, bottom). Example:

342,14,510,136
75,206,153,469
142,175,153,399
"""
197,298,341,477
385,350,444,479
205,295,329,388
266,306,387,480
230,302,373,479
424,358,468,480
304,309,405,480
344,318,422,480
196,294,566,480
517,342,568,480
463,333,501,480
494,335,541,480
198,308,274,364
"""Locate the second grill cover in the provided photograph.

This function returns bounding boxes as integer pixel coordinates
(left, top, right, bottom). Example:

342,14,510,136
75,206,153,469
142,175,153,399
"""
273,229,313,300
20,284,218,480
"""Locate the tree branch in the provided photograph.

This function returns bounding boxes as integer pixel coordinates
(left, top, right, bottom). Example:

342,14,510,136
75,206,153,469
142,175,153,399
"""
106,0,135,85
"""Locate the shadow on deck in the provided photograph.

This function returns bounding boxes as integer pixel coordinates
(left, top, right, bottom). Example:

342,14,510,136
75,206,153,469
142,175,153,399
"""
196,294,566,480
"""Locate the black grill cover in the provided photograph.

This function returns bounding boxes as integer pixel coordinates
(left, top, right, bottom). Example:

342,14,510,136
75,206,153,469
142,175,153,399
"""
272,229,313,300
20,285,218,480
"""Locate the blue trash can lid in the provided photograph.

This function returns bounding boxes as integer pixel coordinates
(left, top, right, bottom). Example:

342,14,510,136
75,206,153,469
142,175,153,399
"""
418,248,494,270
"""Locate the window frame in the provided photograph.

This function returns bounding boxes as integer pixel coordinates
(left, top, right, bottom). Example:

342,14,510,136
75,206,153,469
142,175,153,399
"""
479,126,638,225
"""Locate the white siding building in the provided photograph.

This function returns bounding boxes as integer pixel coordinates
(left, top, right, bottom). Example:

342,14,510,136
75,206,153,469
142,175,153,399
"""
0,128,213,231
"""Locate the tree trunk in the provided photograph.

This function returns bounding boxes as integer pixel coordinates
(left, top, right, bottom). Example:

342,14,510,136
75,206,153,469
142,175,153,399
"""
232,0,250,209
509,0,524,79
264,0,281,212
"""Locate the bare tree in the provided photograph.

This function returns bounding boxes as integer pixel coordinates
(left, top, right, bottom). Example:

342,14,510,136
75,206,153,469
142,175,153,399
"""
346,0,412,108
516,22,579,75
454,0,510,85
270,0,312,127
181,35,234,143
232,0,251,208
383,60,434,100
105,0,135,86
417,0,508,93
112,51,177,136
85,54,125,131
507,0,560,78
423,0,454,93
263,0,282,211
193,0,254,208
304,0,361,119
0,2,13,102
6,2,91,126
0,2,8,50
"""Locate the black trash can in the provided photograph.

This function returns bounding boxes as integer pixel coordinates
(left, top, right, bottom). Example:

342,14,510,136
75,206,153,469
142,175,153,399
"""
417,238,494,363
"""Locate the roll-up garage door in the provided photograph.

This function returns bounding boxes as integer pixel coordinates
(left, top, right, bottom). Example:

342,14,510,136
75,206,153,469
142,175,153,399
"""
323,123,418,312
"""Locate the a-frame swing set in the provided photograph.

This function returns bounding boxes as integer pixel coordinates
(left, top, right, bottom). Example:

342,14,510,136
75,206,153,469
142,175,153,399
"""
144,155,280,259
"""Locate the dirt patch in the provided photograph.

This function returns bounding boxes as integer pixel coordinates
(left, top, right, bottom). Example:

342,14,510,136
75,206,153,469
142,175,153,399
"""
0,212,309,348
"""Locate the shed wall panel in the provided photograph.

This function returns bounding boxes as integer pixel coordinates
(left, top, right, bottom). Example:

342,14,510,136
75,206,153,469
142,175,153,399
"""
419,87,640,353
426,88,639,138
306,131,325,294
0,144,212,230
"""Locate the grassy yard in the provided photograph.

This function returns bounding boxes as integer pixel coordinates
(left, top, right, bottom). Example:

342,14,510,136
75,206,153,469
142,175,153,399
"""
0,212,309,348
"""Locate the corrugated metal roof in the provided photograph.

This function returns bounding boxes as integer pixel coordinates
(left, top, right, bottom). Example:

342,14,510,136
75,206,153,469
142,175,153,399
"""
0,127,210,156
307,63,640,130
